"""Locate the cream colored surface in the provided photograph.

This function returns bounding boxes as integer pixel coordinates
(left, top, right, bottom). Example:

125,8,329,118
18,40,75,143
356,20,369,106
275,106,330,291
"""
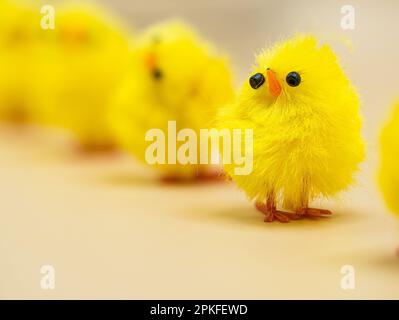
1,0,399,299
0,126,398,299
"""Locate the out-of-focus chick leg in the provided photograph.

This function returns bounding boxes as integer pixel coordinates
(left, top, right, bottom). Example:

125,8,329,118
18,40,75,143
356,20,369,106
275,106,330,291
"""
196,167,224,182
256,193,301,223
161,175,187,184
75,141,117,155
161,166,224,184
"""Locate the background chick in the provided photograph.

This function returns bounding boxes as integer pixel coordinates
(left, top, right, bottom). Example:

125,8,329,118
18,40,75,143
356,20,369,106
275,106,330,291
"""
379,101,399,254
36,2,131,152
109,21,235,181
0,0,41,124
218,35,364,222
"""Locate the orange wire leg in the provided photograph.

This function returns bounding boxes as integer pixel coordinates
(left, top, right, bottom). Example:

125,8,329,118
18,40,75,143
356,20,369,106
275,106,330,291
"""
255,194,301,223
295,185,332,218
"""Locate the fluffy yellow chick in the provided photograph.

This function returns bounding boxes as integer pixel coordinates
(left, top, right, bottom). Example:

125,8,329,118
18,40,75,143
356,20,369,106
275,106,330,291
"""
0,0,41,123
109,21,234,180
218,35,364,222
36,3,130,151
379,102,399,214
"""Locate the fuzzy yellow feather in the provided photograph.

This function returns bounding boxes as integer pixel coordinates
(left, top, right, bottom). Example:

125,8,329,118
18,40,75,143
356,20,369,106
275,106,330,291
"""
379,101,399,215
0,0,41,123
217,35,364,222
108,21,235,179
35,2,130,150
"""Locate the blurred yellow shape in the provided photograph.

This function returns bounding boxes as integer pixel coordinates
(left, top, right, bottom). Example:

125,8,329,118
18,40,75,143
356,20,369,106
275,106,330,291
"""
35,1,131,151
379,101,399,216
0,0,42,123
108,20,235,180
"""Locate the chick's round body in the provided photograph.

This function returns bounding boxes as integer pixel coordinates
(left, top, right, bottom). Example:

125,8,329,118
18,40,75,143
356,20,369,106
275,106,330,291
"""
109,21,235,179
35,3,130,149
219,35,364,212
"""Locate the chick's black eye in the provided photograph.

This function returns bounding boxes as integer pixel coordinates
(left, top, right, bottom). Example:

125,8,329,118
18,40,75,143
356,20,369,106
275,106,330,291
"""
152,68,163,80
286,71,301,87
249,73,265,89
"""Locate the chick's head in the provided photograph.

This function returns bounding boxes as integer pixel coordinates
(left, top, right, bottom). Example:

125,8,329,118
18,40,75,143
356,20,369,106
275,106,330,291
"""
0,1,39,50
55,4,128,55
240,35,358,121
132,21,234,122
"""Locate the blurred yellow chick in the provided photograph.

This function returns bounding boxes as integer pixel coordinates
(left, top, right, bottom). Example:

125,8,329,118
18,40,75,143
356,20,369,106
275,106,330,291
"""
217,35,364,222
379,101,399,215
109,21,234,181
0,0,41,123
36,2,130,151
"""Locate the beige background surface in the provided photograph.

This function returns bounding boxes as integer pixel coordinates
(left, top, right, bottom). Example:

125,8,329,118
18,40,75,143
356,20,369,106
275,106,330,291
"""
1,0,399,299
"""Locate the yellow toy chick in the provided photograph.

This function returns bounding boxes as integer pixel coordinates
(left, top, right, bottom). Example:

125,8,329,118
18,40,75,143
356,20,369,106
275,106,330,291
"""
379,102,399,254
218,35,364,222
109,21,234,181
36,3,130,151
0,0,41,123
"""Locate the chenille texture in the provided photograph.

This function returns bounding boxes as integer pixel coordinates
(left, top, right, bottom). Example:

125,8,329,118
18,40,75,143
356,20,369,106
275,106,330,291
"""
379,101,399,215
108,21,235,179
217,35,364,210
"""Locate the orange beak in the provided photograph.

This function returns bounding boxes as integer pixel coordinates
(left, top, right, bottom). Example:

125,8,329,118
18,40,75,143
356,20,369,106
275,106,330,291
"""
60,27,89,46
266,69,282,97
145,53,157,70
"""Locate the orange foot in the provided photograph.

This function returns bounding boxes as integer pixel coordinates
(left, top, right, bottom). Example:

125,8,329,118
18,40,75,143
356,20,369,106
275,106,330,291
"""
296,208,332,218
255,203,301,223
